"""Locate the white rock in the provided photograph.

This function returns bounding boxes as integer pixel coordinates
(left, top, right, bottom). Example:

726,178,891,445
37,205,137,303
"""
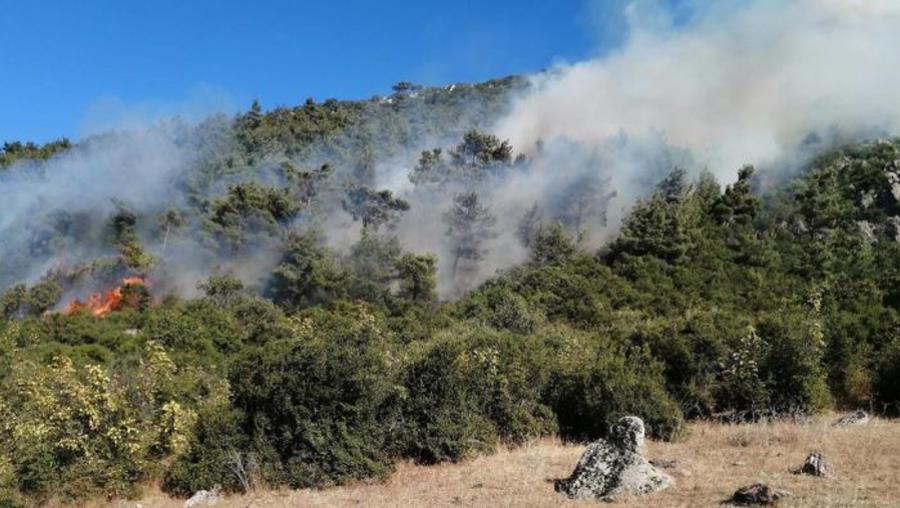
184,488,222,508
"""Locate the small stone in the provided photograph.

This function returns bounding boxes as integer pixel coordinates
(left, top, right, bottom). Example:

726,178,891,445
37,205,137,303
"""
795,452,833,478
832,410,870,427
649,458,680,469
731,483,784,505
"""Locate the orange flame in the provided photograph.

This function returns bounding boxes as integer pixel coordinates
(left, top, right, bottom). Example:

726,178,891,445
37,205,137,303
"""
64,277,147,317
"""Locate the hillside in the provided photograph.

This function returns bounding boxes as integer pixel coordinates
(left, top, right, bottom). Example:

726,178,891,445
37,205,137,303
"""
0,76,526,294
3,74,900,505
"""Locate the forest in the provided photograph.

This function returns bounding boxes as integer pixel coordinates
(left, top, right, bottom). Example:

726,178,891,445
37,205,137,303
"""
2,76,900,504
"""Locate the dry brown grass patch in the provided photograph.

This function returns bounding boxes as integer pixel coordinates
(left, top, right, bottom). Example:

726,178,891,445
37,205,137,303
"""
80,414,900,508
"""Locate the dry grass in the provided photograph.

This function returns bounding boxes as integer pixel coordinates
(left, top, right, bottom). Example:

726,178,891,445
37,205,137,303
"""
95,415,900,507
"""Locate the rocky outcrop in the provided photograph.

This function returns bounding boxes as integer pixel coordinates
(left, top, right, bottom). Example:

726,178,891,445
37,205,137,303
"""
886,161,900,203
794,451,833,478
860,190,876,209
731,483,785,505
555,416,673,500
832,410,869,427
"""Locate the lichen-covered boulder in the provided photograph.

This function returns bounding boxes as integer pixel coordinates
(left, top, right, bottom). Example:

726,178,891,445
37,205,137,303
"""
555,416,673,500
832,410,869,427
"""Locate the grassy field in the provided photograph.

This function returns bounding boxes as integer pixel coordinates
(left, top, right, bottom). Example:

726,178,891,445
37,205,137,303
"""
95,415,899,507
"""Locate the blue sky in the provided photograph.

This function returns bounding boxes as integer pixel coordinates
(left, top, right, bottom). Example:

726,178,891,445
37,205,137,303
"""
0,0,647,143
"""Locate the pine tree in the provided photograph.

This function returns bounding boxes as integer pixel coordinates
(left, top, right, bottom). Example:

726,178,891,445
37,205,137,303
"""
443,192,498,278
396,253,438,303
516,202,543,248
342,185,410,232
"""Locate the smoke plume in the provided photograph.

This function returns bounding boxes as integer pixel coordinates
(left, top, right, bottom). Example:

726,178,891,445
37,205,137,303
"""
495,0,900,175
3,0,900,300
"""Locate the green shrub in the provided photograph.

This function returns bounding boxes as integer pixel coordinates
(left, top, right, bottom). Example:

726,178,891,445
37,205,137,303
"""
614,309,735,418
0,456,25,508
0,343,197,501
142,306,223,357
716,325,771,417
400,340,499,463
875,339,900,416
164,405,249,496
399,325,556,463
541,325,684,441
756,310,832,414
229,307,401,488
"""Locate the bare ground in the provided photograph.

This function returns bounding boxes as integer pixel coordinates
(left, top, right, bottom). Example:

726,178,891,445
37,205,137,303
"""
95,415,900,507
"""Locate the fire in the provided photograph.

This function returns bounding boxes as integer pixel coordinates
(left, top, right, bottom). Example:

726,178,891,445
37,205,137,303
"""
64,276,147,317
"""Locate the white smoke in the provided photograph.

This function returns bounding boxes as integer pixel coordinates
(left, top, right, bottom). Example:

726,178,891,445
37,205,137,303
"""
0,123,194,287
388,0,900,294
5,0,900,300
494,0,900,177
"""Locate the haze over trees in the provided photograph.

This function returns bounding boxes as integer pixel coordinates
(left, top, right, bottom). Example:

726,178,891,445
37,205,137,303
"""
2,76,900,504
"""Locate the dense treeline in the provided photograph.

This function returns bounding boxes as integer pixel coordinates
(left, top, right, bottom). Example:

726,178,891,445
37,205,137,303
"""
0,139,71,168
3,82,900,504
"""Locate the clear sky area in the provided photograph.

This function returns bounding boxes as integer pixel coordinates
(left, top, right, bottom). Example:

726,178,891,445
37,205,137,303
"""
0,0,688,143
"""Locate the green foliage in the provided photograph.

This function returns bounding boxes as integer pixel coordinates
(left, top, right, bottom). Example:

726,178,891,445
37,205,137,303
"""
609,170,692,265
755,308,832,414
0,138,71,168
229,308,400,487
164,405,249,496
450,130,514,167
875,339,900,416
395,253,438,304
622,310,735,418
0,342,203,500
342,185,409,231
400,325,556,463
444,192,497,279
206,182,299,251
25,280,62,316
198,274,246,306
528,223,578,266
265,232,347,311
541,325,684,441
410,130,515,187
0,285,27,319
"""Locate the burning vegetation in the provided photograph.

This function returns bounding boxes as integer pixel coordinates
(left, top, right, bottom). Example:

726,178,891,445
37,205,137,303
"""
63,276,148,317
